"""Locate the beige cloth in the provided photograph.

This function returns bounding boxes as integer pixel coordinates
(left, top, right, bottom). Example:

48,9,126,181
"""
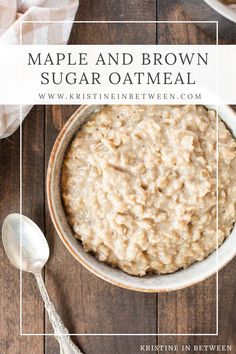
0,0,79,138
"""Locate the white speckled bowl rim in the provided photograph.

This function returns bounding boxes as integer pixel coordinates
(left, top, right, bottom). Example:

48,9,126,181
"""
204,0,236,23
47,105,236,293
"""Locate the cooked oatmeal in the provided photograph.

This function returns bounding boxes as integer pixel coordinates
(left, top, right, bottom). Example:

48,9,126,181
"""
62,105,236,276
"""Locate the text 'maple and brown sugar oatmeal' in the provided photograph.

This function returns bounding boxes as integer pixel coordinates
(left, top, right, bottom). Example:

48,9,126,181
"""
62,105,236,276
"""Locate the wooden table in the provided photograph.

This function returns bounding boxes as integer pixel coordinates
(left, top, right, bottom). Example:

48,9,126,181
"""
1,1,236,353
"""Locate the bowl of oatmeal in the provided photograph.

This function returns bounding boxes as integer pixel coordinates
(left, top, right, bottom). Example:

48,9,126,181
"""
47,105,236,292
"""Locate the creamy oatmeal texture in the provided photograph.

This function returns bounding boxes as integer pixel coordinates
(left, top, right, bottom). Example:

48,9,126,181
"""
62,105,236,276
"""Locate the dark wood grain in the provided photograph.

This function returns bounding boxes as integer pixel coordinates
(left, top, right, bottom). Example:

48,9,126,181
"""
70,0,157,45
157,0,216,45
22,106,45,334
178,0,236,44
45,1,157,353
0,107,44,353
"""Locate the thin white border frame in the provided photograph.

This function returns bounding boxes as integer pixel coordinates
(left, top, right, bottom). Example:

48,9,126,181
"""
19,20,219,336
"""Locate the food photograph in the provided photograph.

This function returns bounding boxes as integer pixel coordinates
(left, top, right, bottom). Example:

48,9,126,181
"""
0,1,236,354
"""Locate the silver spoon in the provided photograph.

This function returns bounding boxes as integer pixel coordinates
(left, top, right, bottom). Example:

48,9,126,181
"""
2,213,84,354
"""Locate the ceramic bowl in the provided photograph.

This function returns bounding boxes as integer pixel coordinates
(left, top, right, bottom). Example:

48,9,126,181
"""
47,105,236,292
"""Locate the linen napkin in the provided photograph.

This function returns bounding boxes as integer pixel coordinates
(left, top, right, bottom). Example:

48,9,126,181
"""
0,0,79,139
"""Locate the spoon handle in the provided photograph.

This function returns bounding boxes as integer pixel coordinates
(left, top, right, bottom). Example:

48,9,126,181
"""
35,272,84,354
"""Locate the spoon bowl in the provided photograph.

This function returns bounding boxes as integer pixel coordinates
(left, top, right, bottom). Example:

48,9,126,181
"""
2,213,49,273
